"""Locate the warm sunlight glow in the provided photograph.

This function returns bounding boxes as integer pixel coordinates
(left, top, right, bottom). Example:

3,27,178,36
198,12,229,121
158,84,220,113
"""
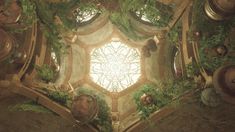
90,40,141,92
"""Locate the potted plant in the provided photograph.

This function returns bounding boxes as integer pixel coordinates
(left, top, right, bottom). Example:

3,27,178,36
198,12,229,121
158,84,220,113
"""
73,88,113,132
134,79,196,119
35,64,55,83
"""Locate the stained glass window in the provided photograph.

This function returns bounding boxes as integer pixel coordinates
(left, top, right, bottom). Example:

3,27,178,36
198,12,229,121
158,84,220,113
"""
90,40,141,92
135,10,152,23
73,8,98,23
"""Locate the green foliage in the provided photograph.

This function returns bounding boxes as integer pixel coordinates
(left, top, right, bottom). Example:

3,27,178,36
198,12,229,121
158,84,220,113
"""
134,79,196,119
186,61,200,78
35,64,54,82
109,0,173,40
35,0,68,57
133,84,159,120
47,90,72,107
17,0,81,56
76,88,113,132
9,101,52,114
167,22,182,45
110,12,148,41
50,0,80,29
192,0,235,72
118,0,173,27
19,0,37,27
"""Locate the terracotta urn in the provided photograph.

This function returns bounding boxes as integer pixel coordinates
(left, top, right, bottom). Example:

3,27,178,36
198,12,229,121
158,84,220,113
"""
213,64,235,104
215,45,228,56
140,93,154,106
146,39,157,52
204,0,235,20
201,88,221,107
71,94,98,123
0,0,21,24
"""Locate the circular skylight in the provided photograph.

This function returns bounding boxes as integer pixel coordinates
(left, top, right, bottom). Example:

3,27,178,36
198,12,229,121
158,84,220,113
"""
90,40,141,92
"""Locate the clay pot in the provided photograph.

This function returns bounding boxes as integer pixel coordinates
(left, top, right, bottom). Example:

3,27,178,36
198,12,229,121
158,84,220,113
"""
142,46,151,57
201,88,221,107
71,94,98,123
140,93,154,106
215,45,228,56
0,0,21,24
204,0,235,20
213,64,235,104
146,39,157,52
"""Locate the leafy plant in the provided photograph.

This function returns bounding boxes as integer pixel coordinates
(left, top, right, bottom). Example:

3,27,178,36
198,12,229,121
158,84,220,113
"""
46,90,72,107
134,79,196,119
167,22,182,46
186,61,200,78
35,64,55,82
109,12,148,41
9,101,53,114
18,0,37,27
13,0,81,56
118,0,173,27
109,0,173,40
191,0,235,72
76,88,113,132
133,84,159,120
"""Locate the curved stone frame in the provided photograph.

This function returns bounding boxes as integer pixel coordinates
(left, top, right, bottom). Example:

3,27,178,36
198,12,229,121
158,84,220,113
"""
40,2,192,129
0,1,200,131
68,11,176,128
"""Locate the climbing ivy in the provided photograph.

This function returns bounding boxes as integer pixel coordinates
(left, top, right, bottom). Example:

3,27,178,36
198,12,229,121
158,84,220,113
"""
192,0,235,72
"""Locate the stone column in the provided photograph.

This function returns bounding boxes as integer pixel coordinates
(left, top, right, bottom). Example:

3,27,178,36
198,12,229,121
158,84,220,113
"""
204,0,235,20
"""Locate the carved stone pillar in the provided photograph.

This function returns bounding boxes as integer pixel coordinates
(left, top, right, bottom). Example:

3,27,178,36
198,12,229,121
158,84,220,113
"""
204,0,235,20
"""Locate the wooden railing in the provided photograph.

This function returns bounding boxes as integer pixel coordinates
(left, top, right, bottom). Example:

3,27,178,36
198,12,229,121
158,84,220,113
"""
17,22,37,79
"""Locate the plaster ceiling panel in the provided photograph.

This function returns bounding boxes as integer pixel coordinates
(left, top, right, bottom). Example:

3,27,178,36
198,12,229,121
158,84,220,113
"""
118,92,136,118
77,21,114,46
55,49,71,85
69,44,87,83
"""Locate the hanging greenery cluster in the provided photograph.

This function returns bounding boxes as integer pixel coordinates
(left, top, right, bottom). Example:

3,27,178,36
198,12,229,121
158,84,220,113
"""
109,12,148,41
8,0,81,57
133,78,196,119
18,0,37,27
191,0,235,72
167,22,182,46
13,0,174,51
46,90,72,107
109,0,173,40
35,64,55,83
186,61,200,78
76,88,113,132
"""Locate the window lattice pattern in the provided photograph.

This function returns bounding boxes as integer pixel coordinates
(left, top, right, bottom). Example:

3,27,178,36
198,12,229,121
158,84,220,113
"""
73,8,98,23
90,41,141,92
136,10,152,23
